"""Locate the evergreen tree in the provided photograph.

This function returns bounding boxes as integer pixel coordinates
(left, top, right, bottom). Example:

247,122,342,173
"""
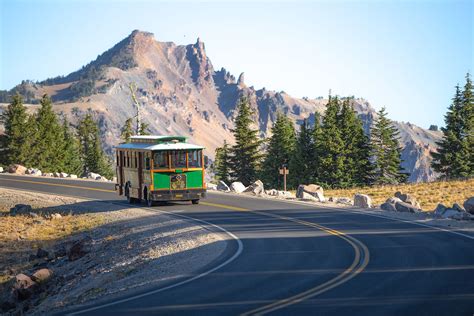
433,74,474,178
120,118,134,142
0,94,31,165
318,96,346,187
310,112,323,183
229,96,264,185
338,98,372,186
60,118,83,175
78,113,114,178
461,73,474,175
370,107,408,184
138,122,150,136
214,140,232,184
34,94,64,172
289,118,313,187
261,113,296,189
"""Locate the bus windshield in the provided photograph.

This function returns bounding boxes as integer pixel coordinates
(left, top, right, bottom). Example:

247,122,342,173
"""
188,150,202,168
171,151,186,168
153,151,169,169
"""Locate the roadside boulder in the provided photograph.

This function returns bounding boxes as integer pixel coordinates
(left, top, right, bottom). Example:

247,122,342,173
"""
8,164,26,175
434,203,447,217
96,176,108,181
86,172,101,180
31,268,53,284
265,189,278,196
68,174,78,179
9,204,32,216
434,203,471,220
0,166,3,173
354,194,372,208
13,274,37,300
463,197,474,214
68,236,93,261
59,172,69,178
395,201,421,213
333,197,353,205
53,172,61,178
207,183,218,191
243,180,264,196
296,184,325,202
217,181,230,192
50,213,62,220
230,182,247,194
277,191,295,198
42,172,53,177
394,191,421,209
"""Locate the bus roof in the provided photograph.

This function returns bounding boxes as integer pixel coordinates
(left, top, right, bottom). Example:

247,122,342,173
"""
115,135,204,151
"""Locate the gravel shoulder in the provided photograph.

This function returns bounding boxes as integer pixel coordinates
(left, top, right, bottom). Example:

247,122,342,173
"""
0,188,228,315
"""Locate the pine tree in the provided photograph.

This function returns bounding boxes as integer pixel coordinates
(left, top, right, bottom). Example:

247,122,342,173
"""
310,112,323,183
60,118,83,175
318,96,346,187
34,94,65,172
370,107,408,184
0,93,31,165
214,140,232,184
461,73,474,175
138,122,150,136
230,96,264,185
78,113,114,178
261,113,296,189
289,118,312,187
338,98,372,186
120,118,134,142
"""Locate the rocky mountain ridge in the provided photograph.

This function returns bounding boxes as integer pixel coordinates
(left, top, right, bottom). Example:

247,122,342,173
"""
0,30,442,182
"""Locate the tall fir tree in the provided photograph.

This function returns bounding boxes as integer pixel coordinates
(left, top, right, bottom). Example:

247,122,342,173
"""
138,122,150,136
310,112,323,183
261,113,296,189
0,94,31,165
120,118,134,142
214,140,232,184
229,96,264,185
34,94,65,172
289,118,313,187
78,113,114,178
461,73,474,175
60,118,83,175
432,84,471,178
318,96,346,187
370,107,408,184
338,98,372,186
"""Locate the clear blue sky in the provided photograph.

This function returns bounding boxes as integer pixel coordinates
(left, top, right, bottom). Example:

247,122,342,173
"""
1,0,472,128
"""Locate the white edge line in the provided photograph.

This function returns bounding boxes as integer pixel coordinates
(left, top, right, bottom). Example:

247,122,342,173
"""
208,191,474,241
0,185,243,315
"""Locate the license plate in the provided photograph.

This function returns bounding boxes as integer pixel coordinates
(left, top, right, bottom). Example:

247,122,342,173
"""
175,194,183,198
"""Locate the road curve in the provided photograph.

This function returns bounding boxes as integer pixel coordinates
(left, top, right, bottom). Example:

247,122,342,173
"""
1,174,473,316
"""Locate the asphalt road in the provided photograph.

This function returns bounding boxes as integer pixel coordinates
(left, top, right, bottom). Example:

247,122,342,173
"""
1,173,473,316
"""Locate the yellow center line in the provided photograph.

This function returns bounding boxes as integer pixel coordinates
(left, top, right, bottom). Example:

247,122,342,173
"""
201,201,248,212
0,178,115,193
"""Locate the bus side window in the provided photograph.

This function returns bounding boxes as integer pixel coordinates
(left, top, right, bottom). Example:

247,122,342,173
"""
188,150,202,168
153,151,169,169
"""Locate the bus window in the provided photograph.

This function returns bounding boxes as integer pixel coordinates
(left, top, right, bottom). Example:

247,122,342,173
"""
171,151,186,168
188,150,202,168
134,152,138,168
153,151,169,169
144,153,151,170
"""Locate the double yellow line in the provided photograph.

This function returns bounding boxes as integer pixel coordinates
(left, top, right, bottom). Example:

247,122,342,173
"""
200,201,370,316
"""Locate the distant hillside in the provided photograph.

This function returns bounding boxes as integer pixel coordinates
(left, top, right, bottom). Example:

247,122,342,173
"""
0,30,442,182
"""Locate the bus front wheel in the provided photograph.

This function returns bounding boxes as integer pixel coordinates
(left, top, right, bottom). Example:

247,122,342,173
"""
191,199,200,205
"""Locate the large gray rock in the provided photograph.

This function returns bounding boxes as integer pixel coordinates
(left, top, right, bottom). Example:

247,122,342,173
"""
277,190,295,198
394,191,421,209
243,180,264,196
354,194,372,208
395,201,421,213
217,181,230,192
265,189,278,196
434,203,447,217
207,183,218,191
380,197,402,212
0,166,3,173
68,174,78,179
86,172,101,180
8,164,26,175
31,268,53,284
230,182,247,193
13,274,37,300
296,184,325,202
9,204,33,216
434,203,471,220
463,197,474,214
335,197,353,205
59,172,69,178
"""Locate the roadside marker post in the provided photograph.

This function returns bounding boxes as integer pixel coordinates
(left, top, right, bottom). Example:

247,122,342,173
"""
279,165,289,192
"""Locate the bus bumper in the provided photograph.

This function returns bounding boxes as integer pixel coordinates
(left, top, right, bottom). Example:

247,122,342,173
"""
150,189,207,201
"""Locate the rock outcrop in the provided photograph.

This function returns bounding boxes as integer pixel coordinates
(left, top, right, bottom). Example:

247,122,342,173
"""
243,180,264,196
230,182,246,193
296,184,325,202
217,181,230,192
354,194,372,208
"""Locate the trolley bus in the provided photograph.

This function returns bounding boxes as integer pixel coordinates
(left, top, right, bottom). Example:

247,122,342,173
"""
114,135,207,206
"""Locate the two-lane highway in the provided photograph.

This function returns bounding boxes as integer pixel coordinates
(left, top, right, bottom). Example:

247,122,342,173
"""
1,174,473,315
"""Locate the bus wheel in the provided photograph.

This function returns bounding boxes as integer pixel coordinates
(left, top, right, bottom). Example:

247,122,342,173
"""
147,195,155,207
127,195,135,204
191,199,200,205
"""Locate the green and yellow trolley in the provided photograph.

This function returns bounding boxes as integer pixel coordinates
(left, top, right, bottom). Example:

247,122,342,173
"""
114,135,207,206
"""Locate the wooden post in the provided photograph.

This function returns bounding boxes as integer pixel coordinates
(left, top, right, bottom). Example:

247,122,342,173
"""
279,165,289,192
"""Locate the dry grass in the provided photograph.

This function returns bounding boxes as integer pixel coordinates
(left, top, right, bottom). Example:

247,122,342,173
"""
324,178,474,211
0,209,104,285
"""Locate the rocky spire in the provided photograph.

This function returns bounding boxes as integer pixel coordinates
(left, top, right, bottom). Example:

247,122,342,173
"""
237,72,245,86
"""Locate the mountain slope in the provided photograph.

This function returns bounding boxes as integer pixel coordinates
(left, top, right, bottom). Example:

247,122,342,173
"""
0,30,441,182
